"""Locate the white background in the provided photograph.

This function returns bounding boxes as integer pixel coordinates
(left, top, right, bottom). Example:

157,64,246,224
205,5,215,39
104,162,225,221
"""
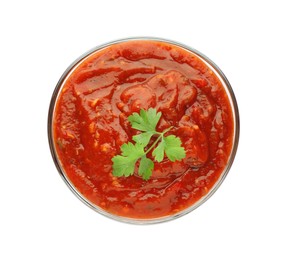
1,0,284,259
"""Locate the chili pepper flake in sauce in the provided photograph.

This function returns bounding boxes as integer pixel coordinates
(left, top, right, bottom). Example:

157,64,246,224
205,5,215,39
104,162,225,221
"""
52,40,235,219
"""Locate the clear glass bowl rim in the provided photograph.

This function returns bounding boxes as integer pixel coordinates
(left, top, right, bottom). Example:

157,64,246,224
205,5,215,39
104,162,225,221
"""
47,36,240,225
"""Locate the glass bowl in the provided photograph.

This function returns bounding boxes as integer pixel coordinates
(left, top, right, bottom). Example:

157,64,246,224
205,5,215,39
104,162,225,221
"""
48,37,239,224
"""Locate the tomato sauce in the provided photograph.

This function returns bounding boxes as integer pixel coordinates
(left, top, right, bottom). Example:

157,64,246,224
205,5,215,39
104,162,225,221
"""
52,40,234,219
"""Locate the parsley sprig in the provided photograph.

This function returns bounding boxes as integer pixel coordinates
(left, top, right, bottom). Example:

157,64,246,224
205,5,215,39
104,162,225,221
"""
112,108,186,180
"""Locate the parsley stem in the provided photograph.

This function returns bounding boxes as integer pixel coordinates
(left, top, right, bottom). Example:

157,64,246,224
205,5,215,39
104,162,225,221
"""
162,126,173,134
144,134,163,155
144,126,173,155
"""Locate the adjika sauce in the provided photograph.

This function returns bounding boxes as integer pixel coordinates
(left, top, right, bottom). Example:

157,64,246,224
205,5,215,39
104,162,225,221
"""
52,40,235,219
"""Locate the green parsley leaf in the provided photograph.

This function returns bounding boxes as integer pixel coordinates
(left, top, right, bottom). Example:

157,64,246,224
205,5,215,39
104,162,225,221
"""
120,142,145,157
112,142,145,177
111,155,137,177
128,108,161,132
132,132,154,146
164,135,186,162
138,156,154,180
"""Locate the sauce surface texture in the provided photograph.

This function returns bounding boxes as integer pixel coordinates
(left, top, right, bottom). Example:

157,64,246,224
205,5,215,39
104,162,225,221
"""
53,40,234,219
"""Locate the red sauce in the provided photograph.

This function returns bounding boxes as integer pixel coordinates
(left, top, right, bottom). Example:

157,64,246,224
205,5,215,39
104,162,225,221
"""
53,40,234,219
